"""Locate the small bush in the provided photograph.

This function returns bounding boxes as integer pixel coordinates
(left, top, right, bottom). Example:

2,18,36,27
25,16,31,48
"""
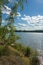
23,46,31,57
13,43,22,51
12,43,31,57
29,53,40,65
0,45,9,56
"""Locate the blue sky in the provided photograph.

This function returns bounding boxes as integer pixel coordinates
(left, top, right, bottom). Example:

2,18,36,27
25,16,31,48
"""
2,0,43,30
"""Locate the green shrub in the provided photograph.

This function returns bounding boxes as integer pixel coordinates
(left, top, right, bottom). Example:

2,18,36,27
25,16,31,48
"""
0,45,9,56
13,43,22,51
12,43,31,57
29,53,40,65
23,46,31,57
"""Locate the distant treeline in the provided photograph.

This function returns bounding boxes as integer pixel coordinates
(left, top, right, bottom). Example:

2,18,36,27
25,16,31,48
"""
15,30,43,33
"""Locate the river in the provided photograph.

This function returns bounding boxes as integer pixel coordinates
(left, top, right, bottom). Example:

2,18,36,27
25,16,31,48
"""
16,32,43,65
16,32,43,50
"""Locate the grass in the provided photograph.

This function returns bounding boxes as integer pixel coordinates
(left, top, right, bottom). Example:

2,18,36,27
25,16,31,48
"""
9,46,30,65
22,56,30,65
0,46,25,65
11,43,40,65
0,45,30,65
0,44,40,65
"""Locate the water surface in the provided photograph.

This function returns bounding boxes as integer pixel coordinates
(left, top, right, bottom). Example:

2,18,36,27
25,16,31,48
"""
16,32,43,50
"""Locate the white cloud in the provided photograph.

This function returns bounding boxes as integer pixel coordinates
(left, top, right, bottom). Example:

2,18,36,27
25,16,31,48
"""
33,25,43,30
2,5,11,15
21,15,43,24
17,12,21,17
4,5,11,11
8,0,12,2
2,20,5,23
18,23,27,27
21,15,43,30
15,23,35,30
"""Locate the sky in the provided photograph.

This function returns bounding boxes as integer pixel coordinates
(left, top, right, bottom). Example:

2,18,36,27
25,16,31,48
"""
2,0,43,30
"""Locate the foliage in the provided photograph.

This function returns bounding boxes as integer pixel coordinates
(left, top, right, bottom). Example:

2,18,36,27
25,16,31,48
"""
0,0,27,55
12,43,24,52
12,43,32,57
11,43,40,65
0,45,9,56
29,52,40,65
24,46,31,57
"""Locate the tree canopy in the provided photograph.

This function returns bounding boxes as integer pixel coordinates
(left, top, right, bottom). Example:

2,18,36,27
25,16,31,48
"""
0,0,27,46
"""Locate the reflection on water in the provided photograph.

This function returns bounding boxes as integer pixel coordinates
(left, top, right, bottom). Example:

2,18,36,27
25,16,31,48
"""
16,32,43,50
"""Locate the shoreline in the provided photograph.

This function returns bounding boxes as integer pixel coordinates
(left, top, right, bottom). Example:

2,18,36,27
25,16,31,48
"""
37,49,43,65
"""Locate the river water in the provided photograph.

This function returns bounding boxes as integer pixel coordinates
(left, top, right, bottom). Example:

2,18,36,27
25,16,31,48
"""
16,32,43,65
16,32,43,50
